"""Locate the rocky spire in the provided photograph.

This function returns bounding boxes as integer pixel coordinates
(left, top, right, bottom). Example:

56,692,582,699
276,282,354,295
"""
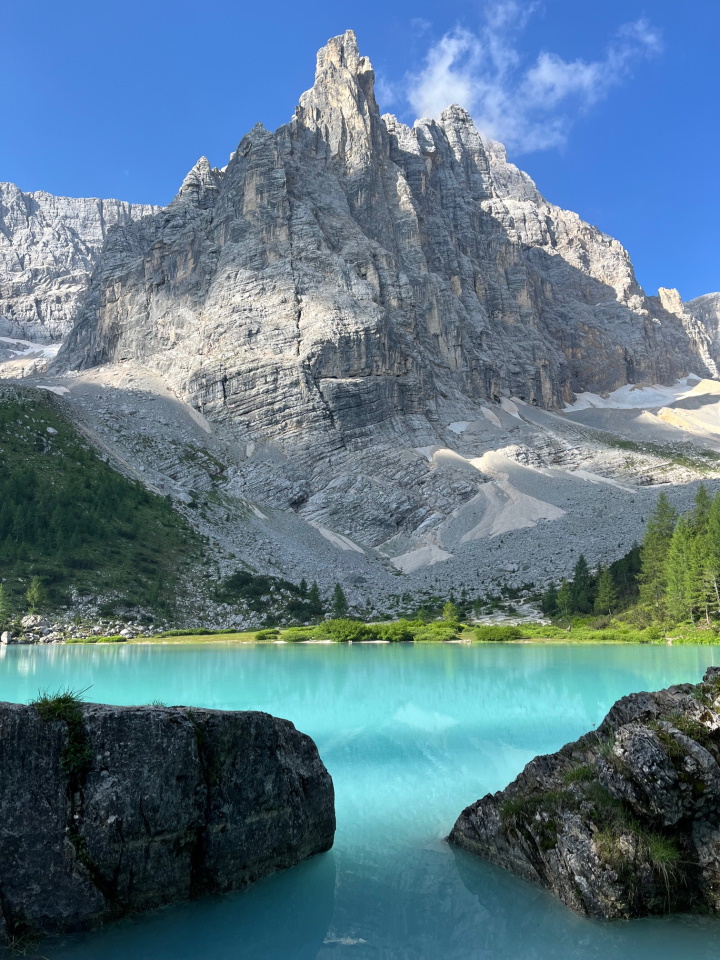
293,30,384,171
175,156,223,209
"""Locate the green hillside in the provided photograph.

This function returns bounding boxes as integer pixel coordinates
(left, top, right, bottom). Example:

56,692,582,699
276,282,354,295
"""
0,388,201,617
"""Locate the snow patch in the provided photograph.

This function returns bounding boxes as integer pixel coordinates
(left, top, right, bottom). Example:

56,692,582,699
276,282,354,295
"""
391,544,453,573
565,377,702,412
447,421,470,434
310,522,365,554
481,406,502,427
499,397,521,419
37,385,70,396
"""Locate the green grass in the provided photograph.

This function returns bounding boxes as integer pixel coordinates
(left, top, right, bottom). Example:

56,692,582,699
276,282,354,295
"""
0,388,202,616
130,630,259,644
65,634,126,644
561,763,596,785
31,686,93,779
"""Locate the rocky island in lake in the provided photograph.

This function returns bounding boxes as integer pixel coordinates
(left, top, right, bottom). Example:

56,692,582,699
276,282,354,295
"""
449,666,720,920
0,698,335,943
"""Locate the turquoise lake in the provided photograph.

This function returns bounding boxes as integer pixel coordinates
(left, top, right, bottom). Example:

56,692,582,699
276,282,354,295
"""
2,641,720,959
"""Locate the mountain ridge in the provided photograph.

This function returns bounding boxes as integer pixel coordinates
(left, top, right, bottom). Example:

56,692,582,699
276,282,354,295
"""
1,30,719,607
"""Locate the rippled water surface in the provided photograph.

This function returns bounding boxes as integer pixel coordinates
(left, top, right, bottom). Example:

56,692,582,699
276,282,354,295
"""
2,641,720,960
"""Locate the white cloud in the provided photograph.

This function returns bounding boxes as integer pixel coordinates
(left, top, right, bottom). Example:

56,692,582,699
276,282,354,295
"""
395,4,662,153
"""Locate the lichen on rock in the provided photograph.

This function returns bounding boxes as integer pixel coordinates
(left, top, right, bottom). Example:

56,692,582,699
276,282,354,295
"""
449,666,720,919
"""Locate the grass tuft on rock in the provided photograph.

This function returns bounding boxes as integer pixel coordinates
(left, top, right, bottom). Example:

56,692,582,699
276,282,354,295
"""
31,686,93,779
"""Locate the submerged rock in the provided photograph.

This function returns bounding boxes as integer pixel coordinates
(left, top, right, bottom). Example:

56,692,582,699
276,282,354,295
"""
0,700,335,942
449,667,720,919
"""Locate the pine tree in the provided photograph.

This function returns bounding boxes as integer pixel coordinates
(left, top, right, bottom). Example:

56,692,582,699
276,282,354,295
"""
571,555,593,613
557,579,573,618
639,493,678,618
541,583,558,616
442,600,459,622
0,584,10,630
307,581,323,617
692,485,712,536
706,493,720,615
26,575,45,614
594,567,618,615
299,578,308,598
331,583,349,619
665,516,695,623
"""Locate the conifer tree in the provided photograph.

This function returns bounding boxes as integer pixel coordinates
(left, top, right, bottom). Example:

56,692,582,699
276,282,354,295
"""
570,555,593,613
442,600,459,622
557,579,573,618
706,493,720,614
594,567,618,615
541,582,558,616
0,584,10,630
331,583,349,619
307,581,323,617
26,575,45,614
639,493,677,616
665,516,695,623
692,485,712,536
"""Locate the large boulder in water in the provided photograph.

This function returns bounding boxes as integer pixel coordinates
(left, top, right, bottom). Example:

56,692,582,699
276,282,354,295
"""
0,699,335,942
449,667,720,919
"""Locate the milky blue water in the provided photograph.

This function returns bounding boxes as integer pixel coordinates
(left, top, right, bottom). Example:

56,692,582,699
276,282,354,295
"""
2,642,720,960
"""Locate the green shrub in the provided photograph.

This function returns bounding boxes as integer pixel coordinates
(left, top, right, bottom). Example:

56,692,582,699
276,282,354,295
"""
315,619,374,642
475,625,523,642
282,627,315,642
374,619,424,642
66,634,125,644
413,622,461,642
254,629,280,641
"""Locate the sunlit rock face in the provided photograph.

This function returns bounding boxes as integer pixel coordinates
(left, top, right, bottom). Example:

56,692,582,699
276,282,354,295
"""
0,184,157,341
40,31,720,570
687,292,720,365
55,30,716,435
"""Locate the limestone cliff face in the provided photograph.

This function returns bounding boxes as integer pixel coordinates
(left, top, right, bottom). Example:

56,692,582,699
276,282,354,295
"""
54,30,717,446
449,667,720,920
0,701,335,942
687,292,720,366
0,183,156,341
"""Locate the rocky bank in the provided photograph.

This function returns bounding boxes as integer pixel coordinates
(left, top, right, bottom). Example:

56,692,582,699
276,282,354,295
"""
449,666,720,919
0,700,335,943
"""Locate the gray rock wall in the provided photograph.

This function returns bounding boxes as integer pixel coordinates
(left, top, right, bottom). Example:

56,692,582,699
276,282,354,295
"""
0,184,157,341
55,30,717,438
0,701,335,942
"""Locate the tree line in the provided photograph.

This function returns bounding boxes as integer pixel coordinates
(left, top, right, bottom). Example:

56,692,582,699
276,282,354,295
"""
541,486,720,627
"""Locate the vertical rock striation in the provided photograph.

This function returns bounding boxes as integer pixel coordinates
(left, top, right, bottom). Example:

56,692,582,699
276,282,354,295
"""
54,30,718,438
0,701,335,942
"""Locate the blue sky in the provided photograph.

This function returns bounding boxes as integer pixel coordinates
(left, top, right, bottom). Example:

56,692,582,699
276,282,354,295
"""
3,0,717,299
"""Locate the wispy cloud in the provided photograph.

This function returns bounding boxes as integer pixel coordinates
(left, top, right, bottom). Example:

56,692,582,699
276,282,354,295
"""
385,2,662,153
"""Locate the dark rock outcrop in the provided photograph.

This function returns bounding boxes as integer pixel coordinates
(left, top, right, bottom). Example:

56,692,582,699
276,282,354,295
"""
0,700,335,942
449,666,720,919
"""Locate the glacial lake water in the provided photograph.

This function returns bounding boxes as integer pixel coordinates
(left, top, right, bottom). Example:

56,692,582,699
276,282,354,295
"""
2,642,720,960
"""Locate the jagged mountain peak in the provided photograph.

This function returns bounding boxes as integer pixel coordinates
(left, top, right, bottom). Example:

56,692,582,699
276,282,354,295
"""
174,156,223,209
3,29,720,590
